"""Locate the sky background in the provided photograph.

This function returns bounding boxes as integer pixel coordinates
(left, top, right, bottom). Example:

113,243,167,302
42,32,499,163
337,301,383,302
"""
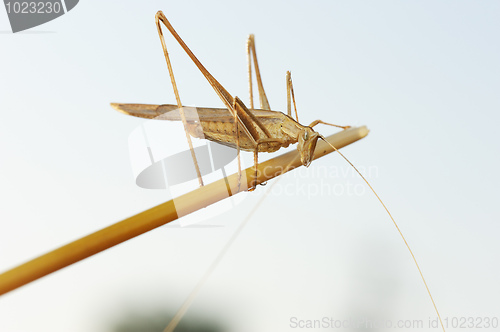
1,1,499,331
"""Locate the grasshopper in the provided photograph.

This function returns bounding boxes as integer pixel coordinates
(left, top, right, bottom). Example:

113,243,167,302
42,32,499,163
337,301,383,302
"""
111,11,349,190
111,11,446,332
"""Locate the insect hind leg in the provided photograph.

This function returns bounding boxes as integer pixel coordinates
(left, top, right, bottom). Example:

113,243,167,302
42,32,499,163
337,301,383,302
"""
248,138,287,191
155,11,204,187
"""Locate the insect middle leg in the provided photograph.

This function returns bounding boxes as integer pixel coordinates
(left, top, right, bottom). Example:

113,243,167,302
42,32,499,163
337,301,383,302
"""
250,138,288,190
247,34,271,110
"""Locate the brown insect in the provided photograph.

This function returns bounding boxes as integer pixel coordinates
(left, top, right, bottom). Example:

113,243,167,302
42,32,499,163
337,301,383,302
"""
111,11,349,190
111,11,447,332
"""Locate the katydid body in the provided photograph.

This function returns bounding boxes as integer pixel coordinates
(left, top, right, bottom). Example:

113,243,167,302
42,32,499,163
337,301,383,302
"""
111,10,447,332
112,11,347,188
111,103,320,164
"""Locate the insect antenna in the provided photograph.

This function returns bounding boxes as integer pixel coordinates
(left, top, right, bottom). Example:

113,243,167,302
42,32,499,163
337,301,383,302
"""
318,134,446,332
162,173,292,332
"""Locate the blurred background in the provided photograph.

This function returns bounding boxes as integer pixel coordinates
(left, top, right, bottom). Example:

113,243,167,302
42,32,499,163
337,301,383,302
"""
1,1,499,331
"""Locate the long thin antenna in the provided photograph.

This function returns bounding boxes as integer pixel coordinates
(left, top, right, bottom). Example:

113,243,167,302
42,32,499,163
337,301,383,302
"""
163,171,288,332
319,135,446,332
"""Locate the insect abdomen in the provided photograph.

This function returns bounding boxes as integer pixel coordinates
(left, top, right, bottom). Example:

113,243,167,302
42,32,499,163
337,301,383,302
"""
200,120,293,152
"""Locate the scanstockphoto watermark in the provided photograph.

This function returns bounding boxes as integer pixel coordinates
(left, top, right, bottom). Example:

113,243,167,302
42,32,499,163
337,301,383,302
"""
289,316,499,329
267,164,379,198
3,0,79,33
290,316,425,329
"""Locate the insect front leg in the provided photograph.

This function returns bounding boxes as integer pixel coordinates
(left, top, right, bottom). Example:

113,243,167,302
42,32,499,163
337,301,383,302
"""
286,71,350,130
308,120,351,130
286,71,300,122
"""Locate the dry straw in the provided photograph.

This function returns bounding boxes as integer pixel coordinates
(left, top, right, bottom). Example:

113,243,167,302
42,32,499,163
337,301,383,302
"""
0,126,368,296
